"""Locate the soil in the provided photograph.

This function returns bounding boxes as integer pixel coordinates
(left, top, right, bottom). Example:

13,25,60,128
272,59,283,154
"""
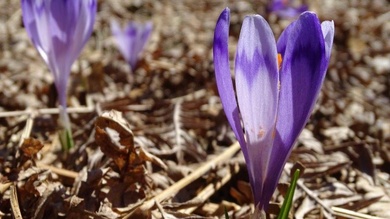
0,0,389,218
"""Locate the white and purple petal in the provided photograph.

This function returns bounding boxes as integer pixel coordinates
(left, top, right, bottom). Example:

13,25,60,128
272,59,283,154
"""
321,20,335,62
265,12,332,205
21,0,50,63
235,14,279,208
21,0,96,107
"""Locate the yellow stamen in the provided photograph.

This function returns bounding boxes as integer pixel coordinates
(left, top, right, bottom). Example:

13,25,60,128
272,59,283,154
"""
278,53,283,70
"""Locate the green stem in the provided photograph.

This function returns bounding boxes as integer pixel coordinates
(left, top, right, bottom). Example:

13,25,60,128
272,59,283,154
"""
59,106,74,150
277,169,300,219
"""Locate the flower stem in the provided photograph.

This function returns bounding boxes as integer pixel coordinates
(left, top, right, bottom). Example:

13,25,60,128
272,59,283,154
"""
58,106,74,150
277,169,300,219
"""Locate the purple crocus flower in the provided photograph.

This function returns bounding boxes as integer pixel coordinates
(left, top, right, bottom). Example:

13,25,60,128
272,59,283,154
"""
22,0,96,109
213,8,334,210
111,20,153,71
269,0,308,18
21,0,97,149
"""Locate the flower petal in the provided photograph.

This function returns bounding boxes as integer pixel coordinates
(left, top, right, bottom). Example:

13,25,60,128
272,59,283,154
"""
111,19,132,64
321,20,335,61
128,22,153,69
112,20,152,70
21,0,50,63
235,14,279,207
276,20,296,56
269,0,308,18
22,0,96,107
68,0,97,65
277,11,327,143
213,8,246,152
265,12,329,206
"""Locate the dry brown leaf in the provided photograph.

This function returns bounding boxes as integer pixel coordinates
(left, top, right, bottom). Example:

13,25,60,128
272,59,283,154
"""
95,110,135,170
20,137,44,157
97,198,121,219
95,110,166,171
236,180,253,202
230,186,248,205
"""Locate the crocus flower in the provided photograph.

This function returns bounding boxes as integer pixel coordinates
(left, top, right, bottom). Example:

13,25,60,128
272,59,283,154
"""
21,0,97,149
111,20,153,71
269,0,308,18
213,8,334,210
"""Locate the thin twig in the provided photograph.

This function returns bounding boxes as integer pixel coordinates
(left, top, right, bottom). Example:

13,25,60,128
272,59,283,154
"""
296,179,334,214
0,106,93,117
171,89,207,102
0,182,12,194
173,100,183,162
332,206,387,219
18,114,35,148
0,96,95,118
36,163,79,179
181,162,240,214
152,141,240,202
10,184,23,219
137,142,241,212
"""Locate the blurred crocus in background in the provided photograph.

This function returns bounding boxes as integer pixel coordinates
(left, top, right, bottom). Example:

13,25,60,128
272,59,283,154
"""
21,0,97,149
111,20,153,72
213,8,334,211
269,0,308,18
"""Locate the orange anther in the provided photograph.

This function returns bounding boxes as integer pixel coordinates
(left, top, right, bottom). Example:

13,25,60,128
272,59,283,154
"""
277,53,283,70
257,129,265,139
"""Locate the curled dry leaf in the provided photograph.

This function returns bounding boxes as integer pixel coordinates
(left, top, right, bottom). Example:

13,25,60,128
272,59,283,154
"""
95,110,166,172
95,110,135,170
20,137,44,157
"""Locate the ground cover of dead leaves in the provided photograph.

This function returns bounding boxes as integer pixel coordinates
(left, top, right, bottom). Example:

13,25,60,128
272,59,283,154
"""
0,0,390,218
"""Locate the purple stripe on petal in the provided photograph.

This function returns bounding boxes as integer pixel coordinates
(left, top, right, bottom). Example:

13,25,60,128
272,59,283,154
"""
213,8,246,153
264,12,328,208
277,20,296,56
235,15,279,208
278,11,326,141
277,11,326,148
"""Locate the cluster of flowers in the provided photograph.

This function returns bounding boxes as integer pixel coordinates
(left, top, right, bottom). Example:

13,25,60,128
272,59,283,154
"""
21,0,334,212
